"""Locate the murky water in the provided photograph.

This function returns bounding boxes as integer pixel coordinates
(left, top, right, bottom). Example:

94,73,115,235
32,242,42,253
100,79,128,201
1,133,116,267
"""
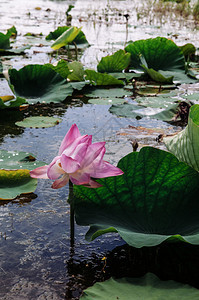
0,0,199,299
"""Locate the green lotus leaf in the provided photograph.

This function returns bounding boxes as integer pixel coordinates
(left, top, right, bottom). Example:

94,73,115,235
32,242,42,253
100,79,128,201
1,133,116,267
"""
0,96,27,109
109,102,181,122
45,59,71,79
74,147,199,248
179,43,196,60
85,70,124,86
88,97,126,105
109,72,141,80
6,26,17,38
68,61,85,81
85,88,132,98
125,37,185,72
46,26,88,45
0,169,37,200
0,45,31,56
0,150,45,200
142,65,174,84
0,32,11,49
97,50,131,73
81,273,199,300
51,26,82,50
0,150,45,170
159,70,197,84
8,64,74,104
15,116,62,128
164,104,199,171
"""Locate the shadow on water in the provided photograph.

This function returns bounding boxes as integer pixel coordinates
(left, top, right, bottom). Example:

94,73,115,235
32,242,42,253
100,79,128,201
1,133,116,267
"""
65,241,199,299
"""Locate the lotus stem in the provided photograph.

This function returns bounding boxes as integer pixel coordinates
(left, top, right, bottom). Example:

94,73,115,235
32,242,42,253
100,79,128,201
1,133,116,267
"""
69,179,75,247
73,41,78,60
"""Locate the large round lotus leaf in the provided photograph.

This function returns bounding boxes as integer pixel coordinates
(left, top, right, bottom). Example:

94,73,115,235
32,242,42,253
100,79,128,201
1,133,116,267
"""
74,147,199,248
0,169,37,200
125,37,185,72
8,65,73,104
0,150,45,170
15,116,62,128
164,104,199,171
97,50,131,73
81,273,199,300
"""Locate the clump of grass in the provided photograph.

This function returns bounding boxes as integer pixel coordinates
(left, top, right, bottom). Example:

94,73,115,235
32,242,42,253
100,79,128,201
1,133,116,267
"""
193,0,199,19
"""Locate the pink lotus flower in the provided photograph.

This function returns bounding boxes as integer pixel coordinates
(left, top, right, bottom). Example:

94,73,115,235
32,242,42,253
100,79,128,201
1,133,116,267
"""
30,124,124,188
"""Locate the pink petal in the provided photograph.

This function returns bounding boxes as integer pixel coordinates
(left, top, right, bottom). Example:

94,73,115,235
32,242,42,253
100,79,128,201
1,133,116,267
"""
69,172,90,185
82,142,106,168
61,155,80,174
47,156,65,180
51,174,69,189
90,161,124,178
58,124,81,155
86,179,102,188
69,141,90,164
30,165,49,179
62,135,91,158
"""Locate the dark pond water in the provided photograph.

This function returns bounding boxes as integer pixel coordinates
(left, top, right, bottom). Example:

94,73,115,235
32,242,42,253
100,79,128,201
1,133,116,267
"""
1,0,199,299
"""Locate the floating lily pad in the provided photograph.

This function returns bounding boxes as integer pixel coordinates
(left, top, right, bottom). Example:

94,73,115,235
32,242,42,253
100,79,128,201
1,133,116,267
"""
81,273,199,300
85,88,132,98
164,104,199,171
15,116,62,128
0,150,45,170
0,169,37,200
88,97,126,105
0,96,27,109
51,26,82,50
97,50,131,73
85,70,124,86
74,147,199,248
109,102,180,122
0,150,45,200
8,64,74,104
0,32,11,49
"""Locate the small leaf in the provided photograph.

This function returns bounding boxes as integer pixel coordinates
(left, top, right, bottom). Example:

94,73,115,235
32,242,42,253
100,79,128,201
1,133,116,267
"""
15,116,62,128
51,26,82,50
45,59,71,79
97,50,131,73
85,70,124,86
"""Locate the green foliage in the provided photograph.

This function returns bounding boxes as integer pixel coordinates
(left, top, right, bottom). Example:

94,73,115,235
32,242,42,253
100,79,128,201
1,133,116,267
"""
85,70,124,86
46,26,88,45
51,26,82,50
97,50,131,73
68,61,85,81
74,147,199,248
164,104,199,171
0,150,45,200
45,59,71,79
15,116,62,128
0,97,27,109
81,273,199,299
8,64,74,104
125,37,185,72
